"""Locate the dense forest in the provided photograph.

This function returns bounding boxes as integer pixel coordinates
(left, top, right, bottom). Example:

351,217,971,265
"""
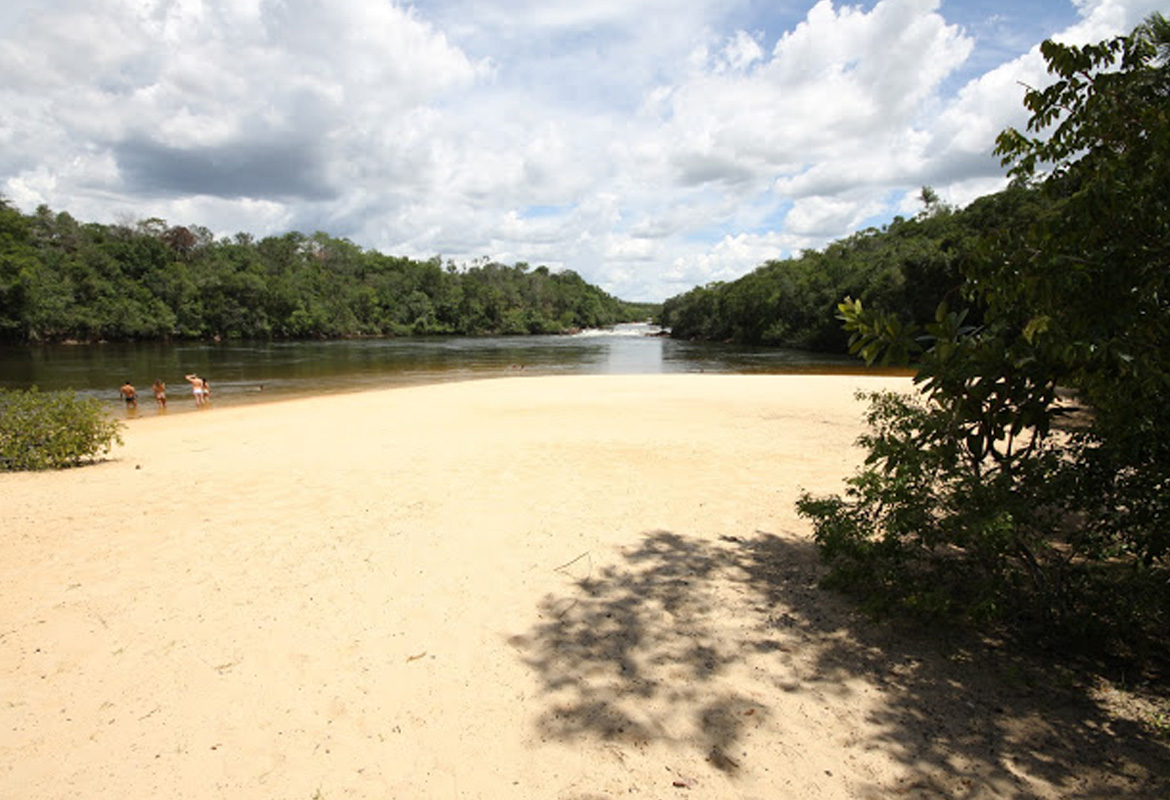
0,201,656,343
2,182,1042,354
657,185,1046,353
2,177,1046,354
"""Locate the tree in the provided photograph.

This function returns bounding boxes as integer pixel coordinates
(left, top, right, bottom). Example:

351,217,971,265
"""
993,15,1170,568
658,210,970,352
0,197,37,341
798,16,1170,660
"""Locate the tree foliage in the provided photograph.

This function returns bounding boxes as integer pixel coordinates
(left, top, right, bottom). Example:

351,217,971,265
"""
658,195,977,352
0,207,652,343
798,16,1170,664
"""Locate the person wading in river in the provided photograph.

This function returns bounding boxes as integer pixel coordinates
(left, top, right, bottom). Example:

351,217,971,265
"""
120,380,138,413
185,373,206,408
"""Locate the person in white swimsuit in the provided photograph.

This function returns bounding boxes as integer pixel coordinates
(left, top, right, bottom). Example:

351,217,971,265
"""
185,373,205,407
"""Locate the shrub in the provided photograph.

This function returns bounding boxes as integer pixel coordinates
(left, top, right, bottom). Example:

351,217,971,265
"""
0,387,124,471
798,390,1077,628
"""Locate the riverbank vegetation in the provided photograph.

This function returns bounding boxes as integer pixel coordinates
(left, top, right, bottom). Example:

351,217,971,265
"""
656,184,1037,352
0,209,655,343
0,387,123,470
797,16,1169,675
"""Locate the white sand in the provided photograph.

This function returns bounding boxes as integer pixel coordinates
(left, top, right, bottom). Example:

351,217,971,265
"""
2,374,1165,799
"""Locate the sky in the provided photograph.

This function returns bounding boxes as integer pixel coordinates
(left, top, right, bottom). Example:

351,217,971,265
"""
0,0,1163,301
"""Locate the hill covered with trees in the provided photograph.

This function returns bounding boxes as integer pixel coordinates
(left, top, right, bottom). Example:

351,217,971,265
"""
0,204,655,344
657,184,1044,353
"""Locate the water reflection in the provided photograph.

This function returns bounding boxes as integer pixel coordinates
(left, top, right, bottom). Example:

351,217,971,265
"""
0,324,903,413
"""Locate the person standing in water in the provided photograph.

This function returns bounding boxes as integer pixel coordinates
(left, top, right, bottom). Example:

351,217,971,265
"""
185,373,205,408
119,380,138,413
152,379,167,411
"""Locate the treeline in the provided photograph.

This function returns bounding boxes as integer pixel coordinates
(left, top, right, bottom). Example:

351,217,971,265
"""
658,186,1043,352
0,202,655,343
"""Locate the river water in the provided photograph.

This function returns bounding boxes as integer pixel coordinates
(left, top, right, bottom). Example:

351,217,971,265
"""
0,324,907,413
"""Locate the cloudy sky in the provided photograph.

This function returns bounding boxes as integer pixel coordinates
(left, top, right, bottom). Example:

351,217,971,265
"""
0,0,1161,301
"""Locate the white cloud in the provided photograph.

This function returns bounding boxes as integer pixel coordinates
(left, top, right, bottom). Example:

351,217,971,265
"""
640,0,972,204
662,231,811,290
1061,0,1167,42
785,195,886,238
0,0,1159,301
922,0,1163,195
1,0,483,199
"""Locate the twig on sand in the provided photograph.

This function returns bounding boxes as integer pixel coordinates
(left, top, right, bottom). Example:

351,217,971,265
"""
554,550,591,572
405,651,428,663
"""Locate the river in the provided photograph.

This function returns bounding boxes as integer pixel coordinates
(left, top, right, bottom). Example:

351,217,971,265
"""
0,324,908,413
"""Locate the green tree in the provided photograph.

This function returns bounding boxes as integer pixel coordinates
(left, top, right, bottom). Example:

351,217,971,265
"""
0,197,648,342
658,197,970,352
798,16,1170,659
993,16,1170,568
0,197,38,341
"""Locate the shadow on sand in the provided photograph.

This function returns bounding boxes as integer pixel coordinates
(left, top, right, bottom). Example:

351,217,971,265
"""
509,530,1169,797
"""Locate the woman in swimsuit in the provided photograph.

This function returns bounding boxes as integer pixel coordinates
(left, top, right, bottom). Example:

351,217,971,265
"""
185,373,205,407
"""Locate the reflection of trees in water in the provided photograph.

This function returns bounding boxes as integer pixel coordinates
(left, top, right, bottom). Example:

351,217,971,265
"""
510,530,1170,795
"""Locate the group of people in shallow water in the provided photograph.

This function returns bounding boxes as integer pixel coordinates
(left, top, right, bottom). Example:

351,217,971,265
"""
119,373,211,414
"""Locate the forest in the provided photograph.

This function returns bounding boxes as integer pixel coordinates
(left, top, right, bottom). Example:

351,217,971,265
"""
656,185,1036,353
0,203,656,344
0,182,1038,355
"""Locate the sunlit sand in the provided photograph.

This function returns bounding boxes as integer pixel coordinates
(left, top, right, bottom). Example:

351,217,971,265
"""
2,374,1163,798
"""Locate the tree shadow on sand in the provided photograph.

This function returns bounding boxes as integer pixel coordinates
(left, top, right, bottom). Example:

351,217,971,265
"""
509,530,1170,797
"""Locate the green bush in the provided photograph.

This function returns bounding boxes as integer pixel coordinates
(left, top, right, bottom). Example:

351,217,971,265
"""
0,387,124,471
797,390,1076,628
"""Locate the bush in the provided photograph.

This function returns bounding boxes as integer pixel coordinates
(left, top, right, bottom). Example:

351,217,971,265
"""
798,390,1077,627
0,387,124,471
797,388,1170,664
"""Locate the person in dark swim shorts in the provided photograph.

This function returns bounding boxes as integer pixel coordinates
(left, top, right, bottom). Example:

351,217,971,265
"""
120,380,138,411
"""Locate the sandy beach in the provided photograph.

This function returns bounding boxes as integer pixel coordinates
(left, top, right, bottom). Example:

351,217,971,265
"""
2,374,1166,799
